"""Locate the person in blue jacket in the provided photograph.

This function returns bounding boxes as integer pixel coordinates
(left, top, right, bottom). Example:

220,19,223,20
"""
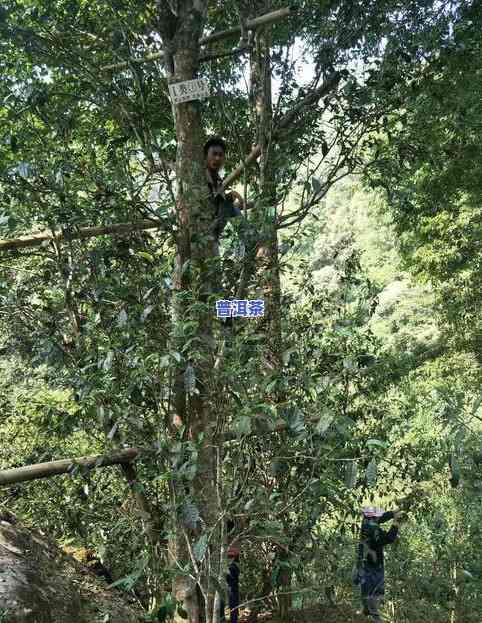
353,506,401,623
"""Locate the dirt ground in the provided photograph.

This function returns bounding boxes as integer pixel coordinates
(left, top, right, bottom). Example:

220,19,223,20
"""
239,606,362,623
239,604,452,623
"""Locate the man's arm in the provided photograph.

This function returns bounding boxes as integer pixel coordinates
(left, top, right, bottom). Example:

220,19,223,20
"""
378,511,395,524
379,514,401,545
226,190,255,210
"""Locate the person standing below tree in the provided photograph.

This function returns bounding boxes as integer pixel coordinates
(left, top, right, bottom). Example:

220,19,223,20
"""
219,517,241,623
353,506,402,623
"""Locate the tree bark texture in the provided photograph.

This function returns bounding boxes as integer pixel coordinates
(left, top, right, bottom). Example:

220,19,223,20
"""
157,3,223,622
250,8,290,619
251,18,282,367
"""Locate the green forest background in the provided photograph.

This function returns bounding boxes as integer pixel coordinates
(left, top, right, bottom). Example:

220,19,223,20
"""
0,1,481,622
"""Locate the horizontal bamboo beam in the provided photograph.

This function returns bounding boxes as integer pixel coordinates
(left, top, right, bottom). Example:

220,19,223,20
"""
0,448,140,486
0,219,165,253
0,414,324,486
100,7,293,72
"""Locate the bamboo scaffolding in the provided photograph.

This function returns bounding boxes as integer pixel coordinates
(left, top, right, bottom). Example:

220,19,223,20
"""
100,8,293,73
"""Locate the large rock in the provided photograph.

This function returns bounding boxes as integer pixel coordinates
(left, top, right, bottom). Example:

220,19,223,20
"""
0,512,144,622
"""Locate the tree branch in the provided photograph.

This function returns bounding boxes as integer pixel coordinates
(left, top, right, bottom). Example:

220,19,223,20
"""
0,74,340,254
0,219,168,253
100,7,292,72
0,448,140,486
0,415,324,486
222,72,341,189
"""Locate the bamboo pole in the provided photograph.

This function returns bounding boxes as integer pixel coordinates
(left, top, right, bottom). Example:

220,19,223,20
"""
0,414,324,487
0,448,140,486
100,8,293,73
0,73,340,254
222,71,341,189
0,219,165,253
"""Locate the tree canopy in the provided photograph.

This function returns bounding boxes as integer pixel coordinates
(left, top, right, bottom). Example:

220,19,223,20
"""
0,1,481,623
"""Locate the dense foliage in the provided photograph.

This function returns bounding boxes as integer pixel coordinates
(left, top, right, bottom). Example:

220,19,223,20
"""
0,1,481,622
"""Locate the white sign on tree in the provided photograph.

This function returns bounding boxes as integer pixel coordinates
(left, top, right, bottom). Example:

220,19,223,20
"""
168,78,211,104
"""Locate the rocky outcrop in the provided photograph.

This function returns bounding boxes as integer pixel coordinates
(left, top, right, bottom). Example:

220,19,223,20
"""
0,512,144,622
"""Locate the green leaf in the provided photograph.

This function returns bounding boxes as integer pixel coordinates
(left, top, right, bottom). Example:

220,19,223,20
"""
117,308,128,327
311,176,323,195
236,416,252,435
102,351,114,371
179,462,197,481
345,461,358,489
343,358,356,370
366,439,386,448
472,393,482,415
137,251,155,262
107,422,118,440
182,502,200,529
141,305,154,322
288,410,305,434
316,411,334,436
159,355,170,367
184,365,196,393
244,498,255,511
366,459,377,487
282,347,296,366
233,241,245,258
193,534,208,561
107,569,141,590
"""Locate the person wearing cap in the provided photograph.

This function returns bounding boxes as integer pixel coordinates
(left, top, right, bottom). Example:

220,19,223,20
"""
219,546,240,623
353,506,401,623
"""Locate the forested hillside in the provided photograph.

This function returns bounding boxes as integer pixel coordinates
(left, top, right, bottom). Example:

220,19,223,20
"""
0,1,481,623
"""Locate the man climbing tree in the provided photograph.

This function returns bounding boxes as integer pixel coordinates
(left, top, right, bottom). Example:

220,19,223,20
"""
354,507,402,623
205,135,252,326
225,516,242,623
205,135,247,255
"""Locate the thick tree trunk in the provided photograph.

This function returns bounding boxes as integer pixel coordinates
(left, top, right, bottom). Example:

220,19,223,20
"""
251,8,290,620
157,3,223,622
250,3,282,364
